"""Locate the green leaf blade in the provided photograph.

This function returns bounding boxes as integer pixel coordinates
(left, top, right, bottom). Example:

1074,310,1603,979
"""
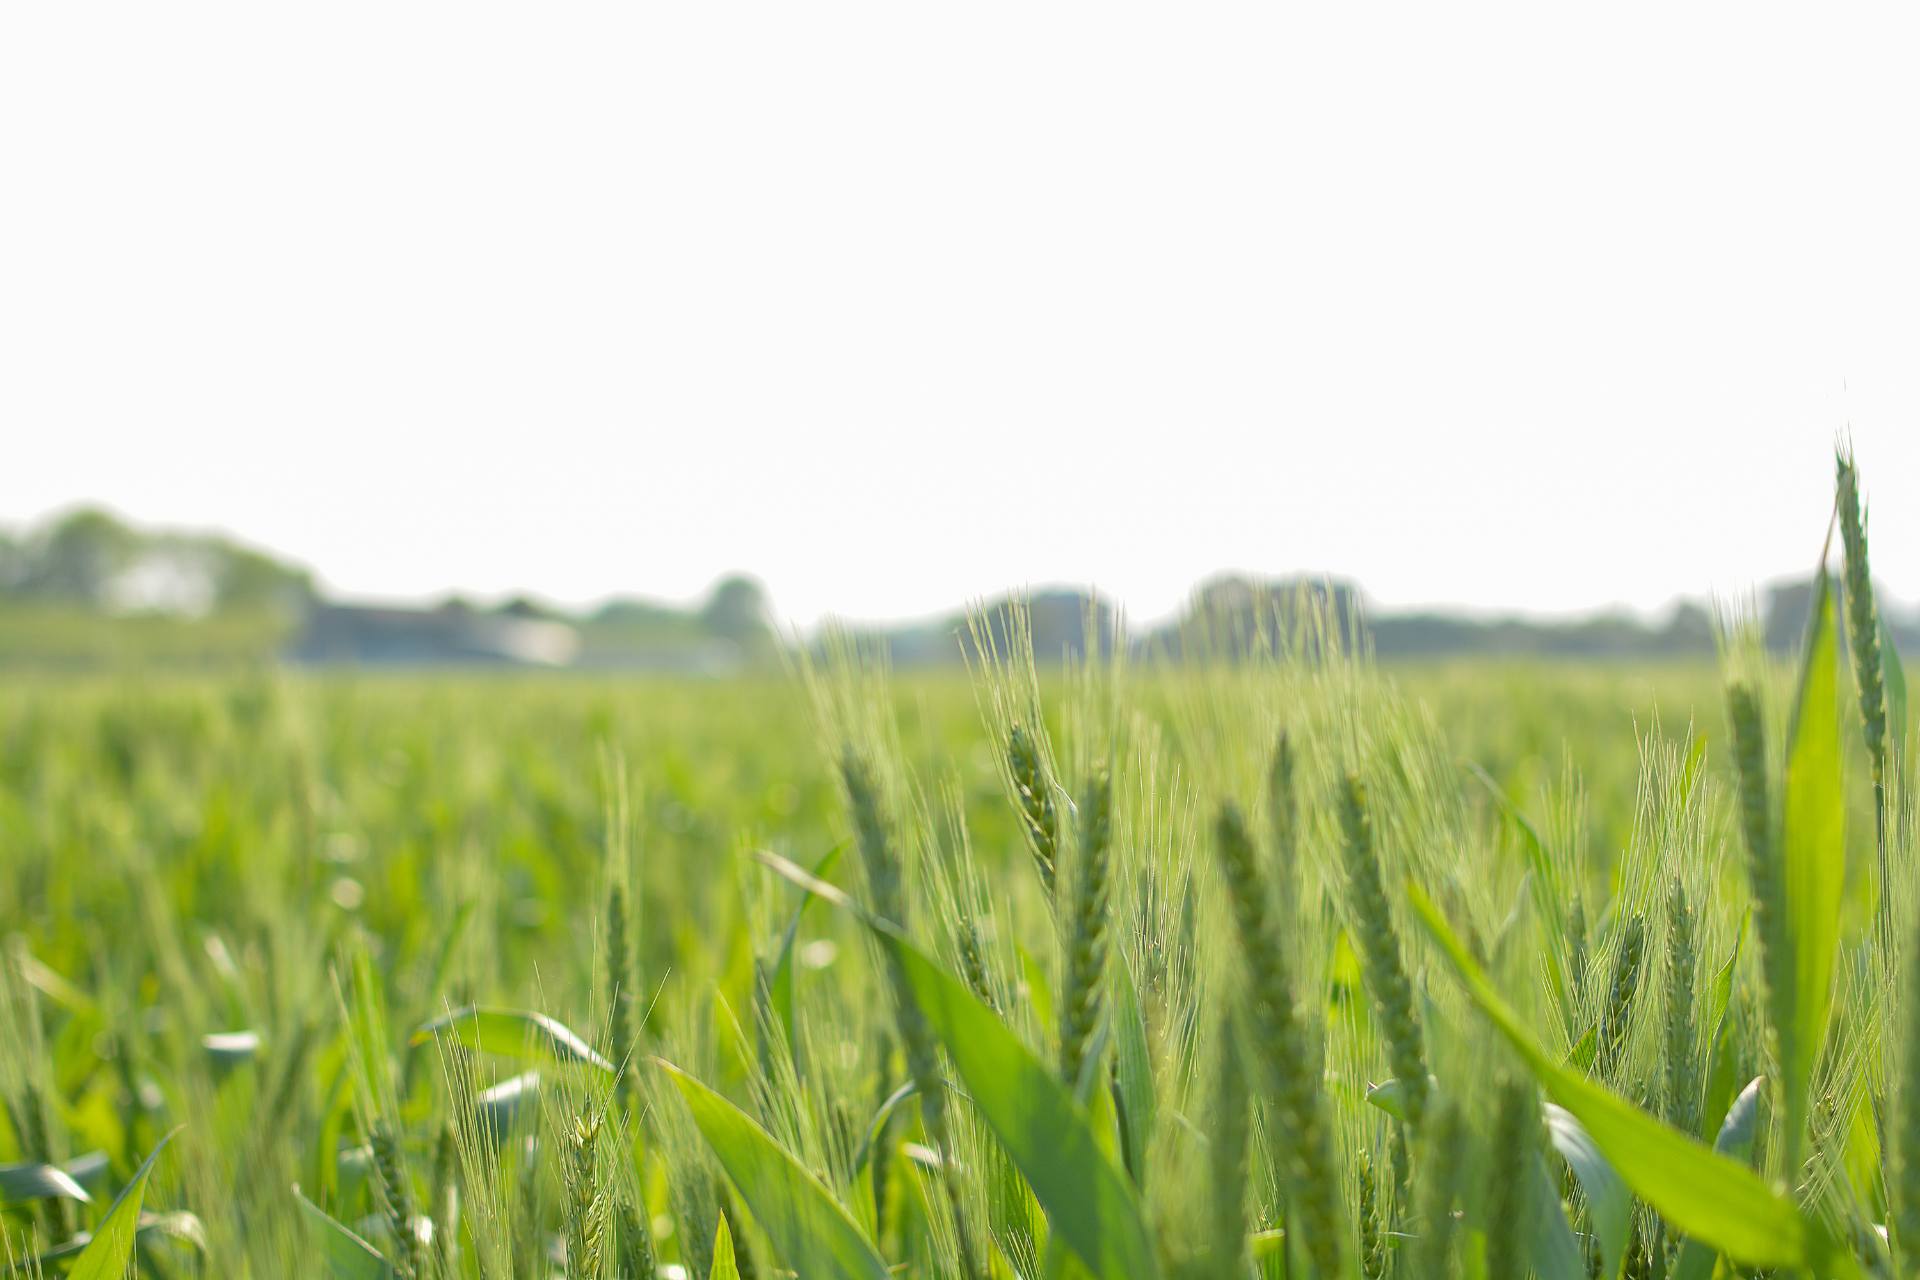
0,1161,93,1206
1782,567,1846,1149
409,1006,612,1073
1408,882,1828,1271
68,1128,179,1280
710,1215,741,1280
294,1183,396,1279
1526,1153,1585,1280
1110,956,1156,1188
1544,1104,1629,1280
768,842,846,1053
877,930,1159,1280
661,1061,890,1280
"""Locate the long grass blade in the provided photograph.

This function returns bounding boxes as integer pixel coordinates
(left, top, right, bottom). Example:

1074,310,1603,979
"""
1409,882,1846,1273
659,1060,890,1280
67,1128,180,1280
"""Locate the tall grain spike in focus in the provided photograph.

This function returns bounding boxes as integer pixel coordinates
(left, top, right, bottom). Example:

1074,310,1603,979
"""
1206,1018,1251,1277
564,1108,606,1280
1482,1078,1536,1280
1008,724,1060,896
1213,803,1346,1278
1059,770,1113,1090
606,877,634,1108
838,749,983,1280
1597,913,1648,1079
1664,879,1698,1135
1894,916,1920,1274
1837,449,1893,948
1267,730,1299,906
1339,772,1428,1128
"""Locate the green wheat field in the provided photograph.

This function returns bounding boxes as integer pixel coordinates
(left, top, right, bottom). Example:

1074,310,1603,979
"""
3,456,1914,1279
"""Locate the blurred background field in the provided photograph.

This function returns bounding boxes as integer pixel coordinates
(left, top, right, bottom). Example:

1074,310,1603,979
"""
2,659,1714,992
0,505,1890,674
0,653,1737,1261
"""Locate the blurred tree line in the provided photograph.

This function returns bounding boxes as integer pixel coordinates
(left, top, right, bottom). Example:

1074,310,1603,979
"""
0,507,314,614
0,507,777,670
4,508,1902,670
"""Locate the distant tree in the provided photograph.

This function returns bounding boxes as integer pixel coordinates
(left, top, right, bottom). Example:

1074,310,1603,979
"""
16,508,138,605
1,510,312,615
1151,575,1360,660
963,589,1119,664
700,576,772,645
1662,601,1715,651
208,539,314,610
1763,578,1817,653
593,596,679,625
498,595,559,621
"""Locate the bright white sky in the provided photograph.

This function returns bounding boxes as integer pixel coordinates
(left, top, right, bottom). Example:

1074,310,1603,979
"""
7,6,1920,627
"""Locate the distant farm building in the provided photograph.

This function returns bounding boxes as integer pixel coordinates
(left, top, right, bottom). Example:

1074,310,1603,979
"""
291,602,580,667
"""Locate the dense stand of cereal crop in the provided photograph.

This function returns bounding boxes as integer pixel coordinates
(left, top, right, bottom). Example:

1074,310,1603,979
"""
1,454,1911,1278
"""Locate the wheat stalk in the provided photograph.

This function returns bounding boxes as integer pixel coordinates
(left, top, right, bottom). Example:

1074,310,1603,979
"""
1358,1151,1388,1280
429,1119,457,1278
1838,449,1892,950
607,878,635,1109
1727,681,1793,1095
1414,1098,1463,1280
1482,1078,1534,1280
563,1108,607,1280
1340,772,1428,1128
370,1118,421,1278
615,1194,658,1280
1267,730,1299,907
1597,912,1648,1080
1008,724,1060,896
1663,878,1698,1134
1059,770,1113,1089
840,751,983,1280
1214,802,1345,1277
1894,917,1920,1273
1207,1017,1250,1275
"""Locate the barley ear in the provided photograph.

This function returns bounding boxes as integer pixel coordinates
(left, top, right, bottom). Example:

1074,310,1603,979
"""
1340,772,1428,1128
1207,1018,1251,1274
868,1030,897,1252
1267,730,1299,905
1663,878,1698,1135
1727,681,1791,1082
1414,1098,1464,1280
1358,1152,1389,1280
1837,450,1888,786
606,877,634,1108
615,1193,658,1280
1597,912,1648,1079
1566,890,1590,1010
1059,770,1114,1089
1213,803,1345,1277
839,751,983,1280
370,1118,421,1279
1007,725,1060,896
1482,1077,1536,1280
1894,917,1920,1273
563,1107,606,1280
843,752,905,928
1838,448,1894,952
